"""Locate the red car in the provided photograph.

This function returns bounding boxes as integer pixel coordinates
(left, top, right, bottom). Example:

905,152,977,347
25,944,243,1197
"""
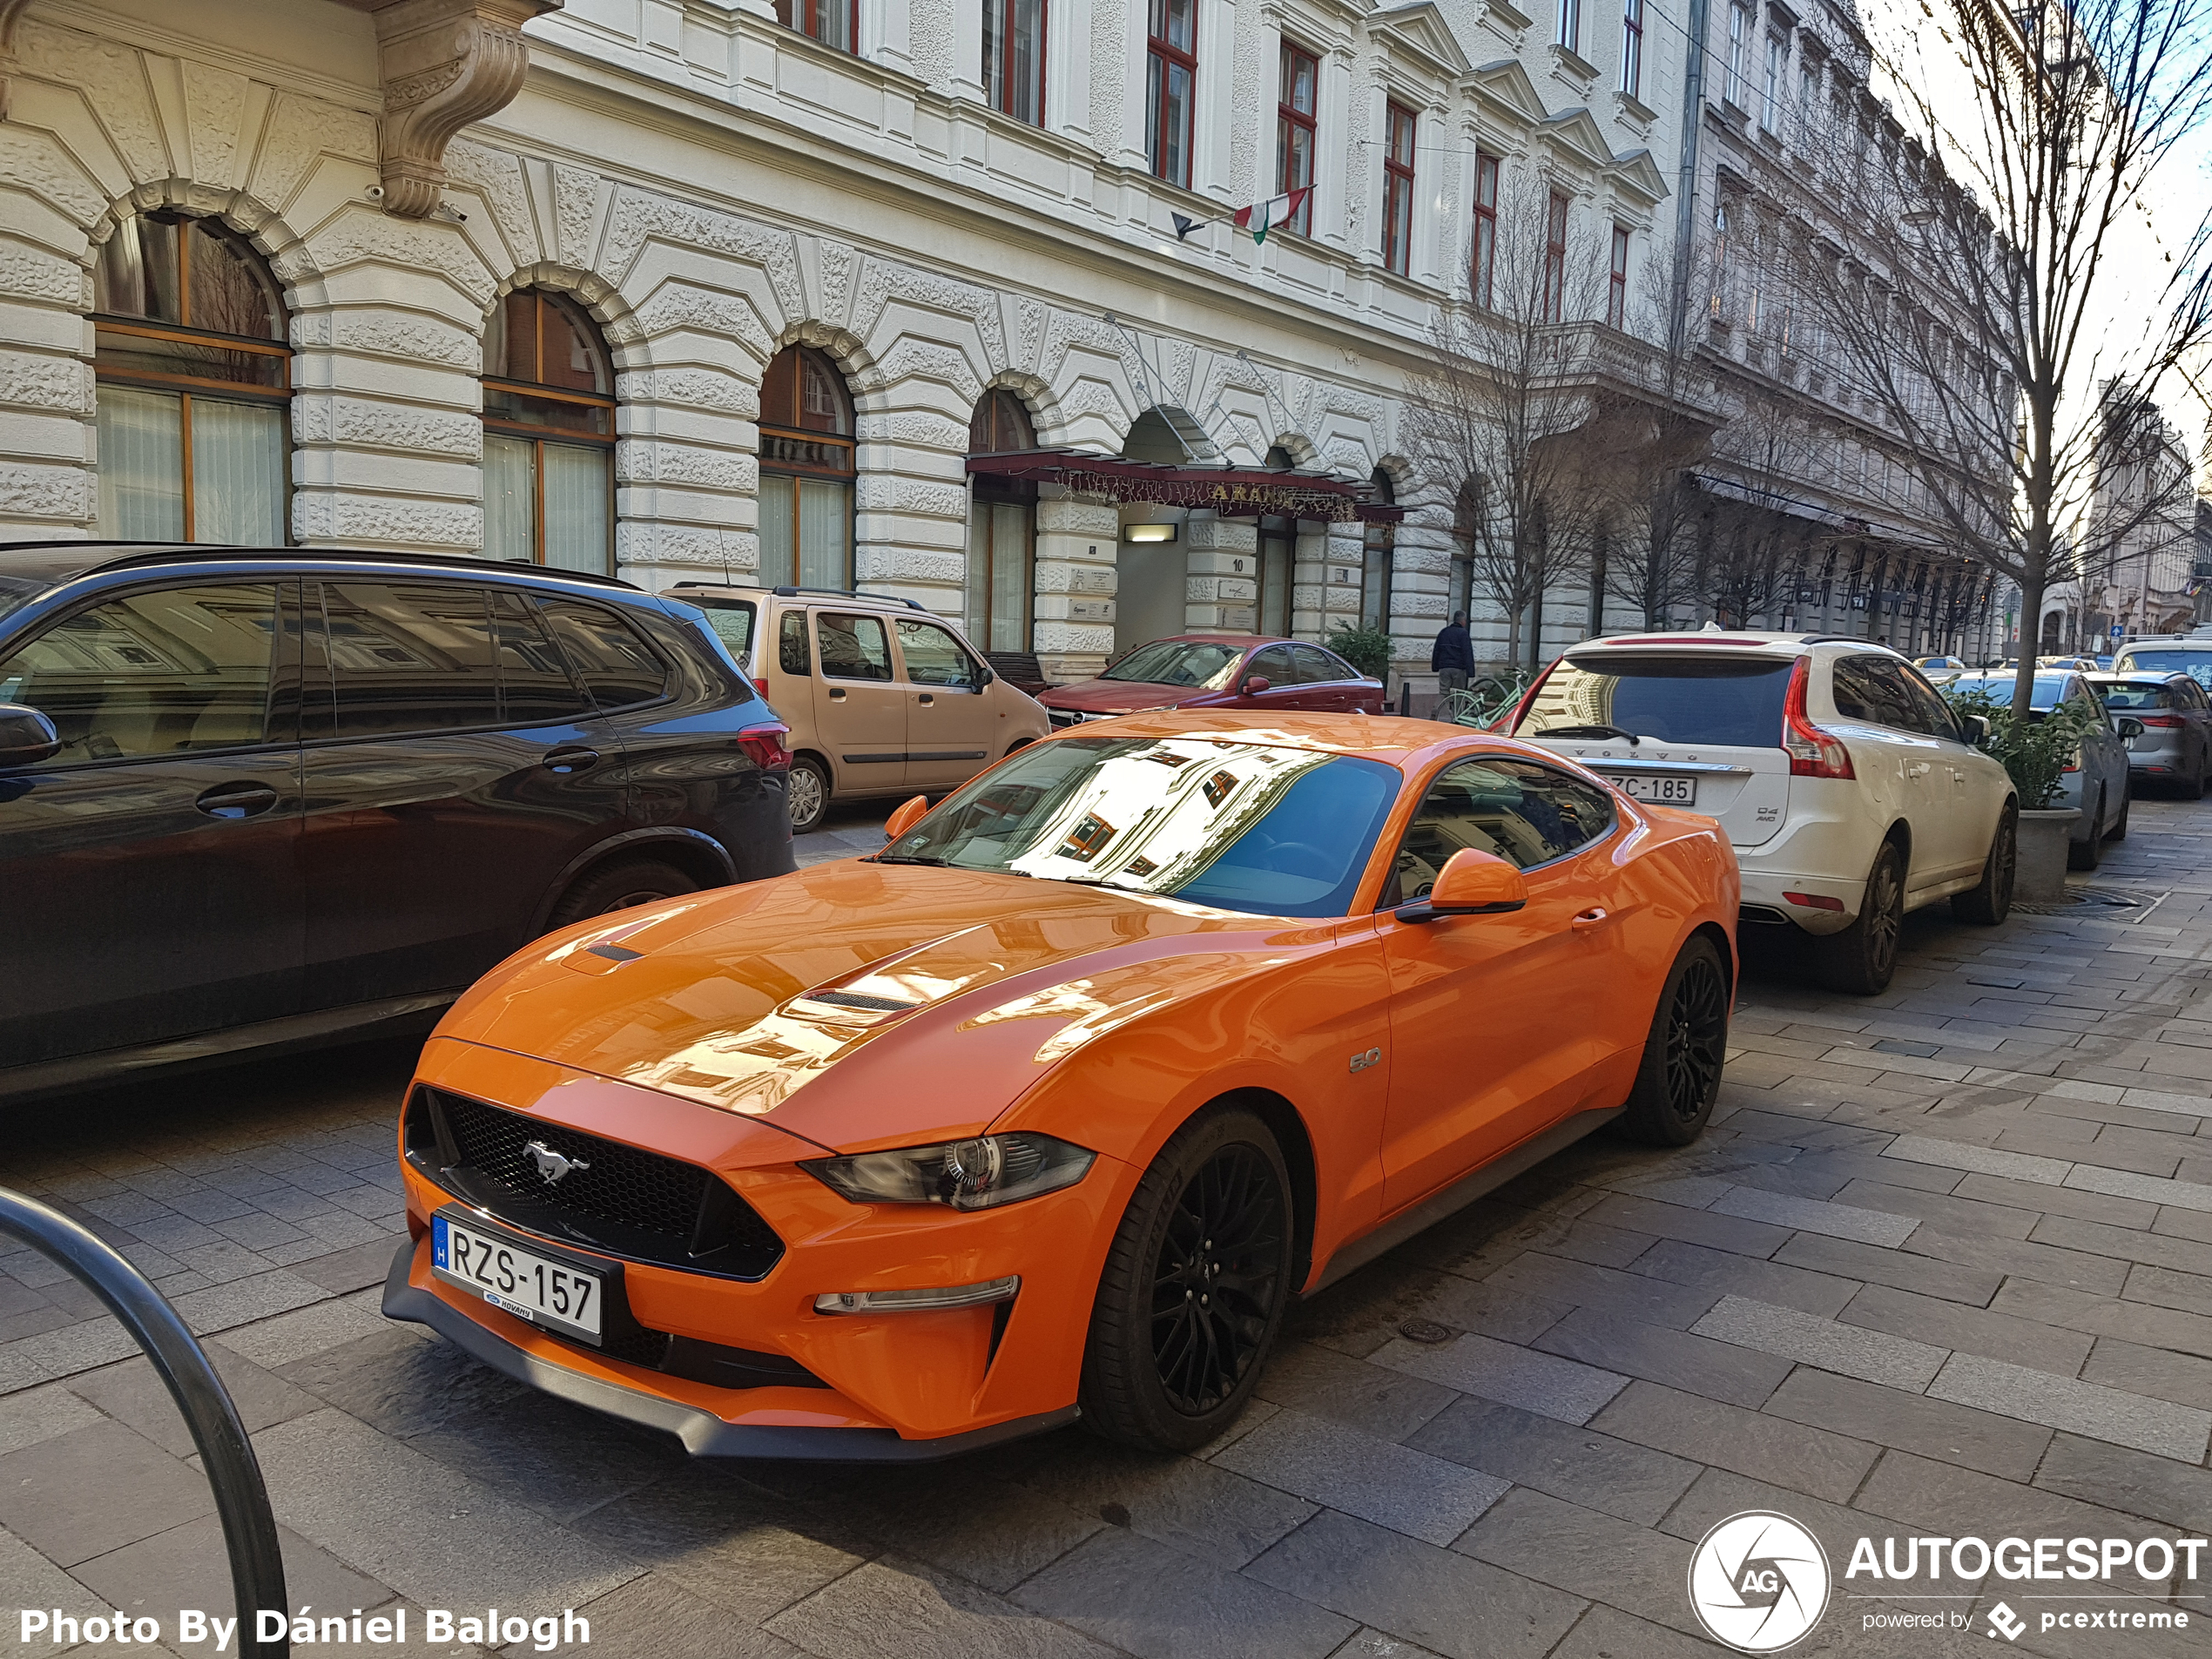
1041,634,1388,730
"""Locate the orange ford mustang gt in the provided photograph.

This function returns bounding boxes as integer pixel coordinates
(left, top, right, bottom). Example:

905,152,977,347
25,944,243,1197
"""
384,711,1739,1459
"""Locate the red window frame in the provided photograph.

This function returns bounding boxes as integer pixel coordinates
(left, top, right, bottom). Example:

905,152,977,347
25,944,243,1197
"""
1607,226,1630,327
777,0,858,52
984,0,1047,125
1383,101,1416,276
1147,0,1197,188
1542,191,1569,323
1472,151,1499,308
1277,41,1318,236
1621,0,1644,97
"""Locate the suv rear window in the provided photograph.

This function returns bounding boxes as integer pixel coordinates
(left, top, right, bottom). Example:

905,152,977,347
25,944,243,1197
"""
1519,654,1794,748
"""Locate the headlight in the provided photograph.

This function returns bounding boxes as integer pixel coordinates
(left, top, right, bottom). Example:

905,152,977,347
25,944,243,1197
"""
800,1132,1095,1211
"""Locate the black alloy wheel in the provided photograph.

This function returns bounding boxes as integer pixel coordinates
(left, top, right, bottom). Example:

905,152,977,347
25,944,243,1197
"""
1617,936,1730,1145
1080,1107,1291,1452
2067,790,2105,870
1817,842,1905,995
1952,806,2015,925
1150,1143,1286,1416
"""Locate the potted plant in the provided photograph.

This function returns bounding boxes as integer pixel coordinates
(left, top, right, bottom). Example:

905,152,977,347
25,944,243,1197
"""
1941,686,2101,902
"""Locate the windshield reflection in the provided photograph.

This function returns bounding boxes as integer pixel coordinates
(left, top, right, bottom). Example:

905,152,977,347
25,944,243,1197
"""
881,735,1399,918
1101,640,1246,688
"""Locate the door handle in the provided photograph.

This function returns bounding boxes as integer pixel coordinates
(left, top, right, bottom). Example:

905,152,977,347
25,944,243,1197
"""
542,746,599,774
917,693,935,705
1571,907,1611,930
1907,762,1932,778
828,687,847,701
194,782,280,819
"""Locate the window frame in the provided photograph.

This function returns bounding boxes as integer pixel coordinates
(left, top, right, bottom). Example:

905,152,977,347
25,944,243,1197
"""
759,345,858,590
1472,151,1500,309
1726,2,1749,105
1621,0,1644,96
1607,226,1630,329
1276,40,1318,238
778,0,859,52
1382,101,1417,276
92,213,293,547
1762,31,1784,132
1379,751,1621,911
1145,0,1198,188
983,0,1047,125
1541,190,1570,325
1557,0,1581,53
480,290,617,575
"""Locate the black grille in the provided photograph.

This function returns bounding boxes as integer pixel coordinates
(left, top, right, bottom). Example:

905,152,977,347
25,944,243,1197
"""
407,1086,784,1280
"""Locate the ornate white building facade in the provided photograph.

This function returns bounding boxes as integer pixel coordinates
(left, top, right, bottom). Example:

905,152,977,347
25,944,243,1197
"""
0,0,1685,679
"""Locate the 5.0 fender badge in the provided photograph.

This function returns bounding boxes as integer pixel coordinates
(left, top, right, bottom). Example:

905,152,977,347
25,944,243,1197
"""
1349,1047,1383,1074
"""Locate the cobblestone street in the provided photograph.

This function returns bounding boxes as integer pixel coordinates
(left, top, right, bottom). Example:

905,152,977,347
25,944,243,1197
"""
4,798,2212,1657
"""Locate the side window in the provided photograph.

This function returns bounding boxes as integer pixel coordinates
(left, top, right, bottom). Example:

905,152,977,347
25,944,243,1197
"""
320,583,499,739
691,598,756,661
1897,666,1960,741
1246,645,1294,686
489,591,591,725
817,611,893,681
1834,657,1924,732
1386,755,1615,905
538,598,668,711
779,609,811,675
1291,644,1346,685
0,583,280,765
895,618,981,690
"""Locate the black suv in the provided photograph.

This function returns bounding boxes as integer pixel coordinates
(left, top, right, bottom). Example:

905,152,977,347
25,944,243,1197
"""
0,544,795,1095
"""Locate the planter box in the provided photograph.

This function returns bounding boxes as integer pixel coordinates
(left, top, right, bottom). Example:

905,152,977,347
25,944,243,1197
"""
2017,809,2080,903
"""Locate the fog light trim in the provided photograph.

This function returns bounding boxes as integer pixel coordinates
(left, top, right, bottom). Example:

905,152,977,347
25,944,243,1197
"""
814,1276,1021,1315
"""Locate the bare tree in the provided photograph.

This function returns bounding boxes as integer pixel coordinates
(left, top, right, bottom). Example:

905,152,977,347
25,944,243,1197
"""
1801,0,2212,710
1406,172,1617,669
1696,378,1824,627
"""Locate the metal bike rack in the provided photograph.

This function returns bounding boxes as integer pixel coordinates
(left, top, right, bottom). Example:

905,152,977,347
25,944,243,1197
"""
0,1188,288,1659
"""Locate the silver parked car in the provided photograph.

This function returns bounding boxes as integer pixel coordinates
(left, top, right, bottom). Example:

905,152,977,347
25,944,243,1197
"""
1946,671,2134,868
2090,671,2212,798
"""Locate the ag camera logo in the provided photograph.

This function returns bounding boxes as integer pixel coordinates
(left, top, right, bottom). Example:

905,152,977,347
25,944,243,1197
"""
1688,1510,1831,1652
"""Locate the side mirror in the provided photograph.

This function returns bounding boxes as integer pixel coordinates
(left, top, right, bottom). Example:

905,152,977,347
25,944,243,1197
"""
974,664,995,686
0,704,60,769
1964,713,1992,746
1240,675,1272,697
2115,717,2145,741
882,794,931,841
1397,847,1529,923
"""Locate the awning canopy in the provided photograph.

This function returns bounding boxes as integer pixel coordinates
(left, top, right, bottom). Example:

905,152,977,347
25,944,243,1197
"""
967,449,1405,523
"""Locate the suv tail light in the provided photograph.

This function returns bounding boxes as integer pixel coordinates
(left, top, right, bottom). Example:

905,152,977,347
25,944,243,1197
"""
2139,713,2183,727
738,722,791,772
1782,657,1856,779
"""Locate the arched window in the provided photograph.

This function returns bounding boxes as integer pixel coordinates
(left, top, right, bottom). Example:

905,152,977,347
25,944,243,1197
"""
759,345,855,590
1361,468,1397,631
968,390,1036,652
93,212,290,543
482,290,615,573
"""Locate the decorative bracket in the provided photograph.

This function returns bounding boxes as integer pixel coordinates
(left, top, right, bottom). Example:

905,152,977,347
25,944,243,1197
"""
338,0,561,219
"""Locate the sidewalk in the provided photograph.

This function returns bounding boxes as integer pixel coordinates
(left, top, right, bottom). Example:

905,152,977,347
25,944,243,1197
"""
2,799,2209,1656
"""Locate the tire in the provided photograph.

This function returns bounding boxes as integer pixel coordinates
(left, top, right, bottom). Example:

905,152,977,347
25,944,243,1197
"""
1615,937,1730,1146
2194,758,2209,800
787,754,831,836
1817,841,1906,995
2067,791,2104,870
1080,1106,1292,1453
545,857,698,930
1952,805,2016,926
2105,790,2129,841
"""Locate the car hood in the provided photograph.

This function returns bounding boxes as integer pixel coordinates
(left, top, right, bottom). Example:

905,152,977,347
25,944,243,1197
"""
1038,679,1215,713
435,859,1333,1154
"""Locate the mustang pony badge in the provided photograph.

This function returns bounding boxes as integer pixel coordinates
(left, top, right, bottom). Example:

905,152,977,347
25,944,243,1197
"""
523,1140,591,1186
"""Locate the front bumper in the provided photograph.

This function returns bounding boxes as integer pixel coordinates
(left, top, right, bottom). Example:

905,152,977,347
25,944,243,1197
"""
381,1241,1076,1460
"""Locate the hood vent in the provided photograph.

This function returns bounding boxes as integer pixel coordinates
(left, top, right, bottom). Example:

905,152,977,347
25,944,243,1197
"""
798,988,917,1014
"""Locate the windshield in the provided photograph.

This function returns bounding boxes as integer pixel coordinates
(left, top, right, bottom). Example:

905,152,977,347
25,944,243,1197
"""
1102,640,1246,689
1947,674,2073,711
1519,654,1795,746
2116,648,2212,691
880,734,1399,917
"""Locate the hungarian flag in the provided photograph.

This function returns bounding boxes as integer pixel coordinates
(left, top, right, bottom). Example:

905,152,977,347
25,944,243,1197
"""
1231,188,1311,244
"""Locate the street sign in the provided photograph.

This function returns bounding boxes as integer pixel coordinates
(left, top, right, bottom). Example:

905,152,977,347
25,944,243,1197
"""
2110,624,2125,638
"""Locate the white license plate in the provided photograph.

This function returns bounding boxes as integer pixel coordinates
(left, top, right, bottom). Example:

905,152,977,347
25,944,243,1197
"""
1602,773,1697,806
432,1212,604,1343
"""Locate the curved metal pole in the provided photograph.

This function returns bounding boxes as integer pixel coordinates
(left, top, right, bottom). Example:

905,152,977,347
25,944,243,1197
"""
0,1188,288,1659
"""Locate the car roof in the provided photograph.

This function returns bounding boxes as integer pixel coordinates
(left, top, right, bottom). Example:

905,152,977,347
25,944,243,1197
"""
2089,670,2188,683
0,541,640,594
660,582,930,612
1566,631,1892,655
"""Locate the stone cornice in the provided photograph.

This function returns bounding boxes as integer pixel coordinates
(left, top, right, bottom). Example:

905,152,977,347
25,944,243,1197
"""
0,0,35,120
337,0,561,219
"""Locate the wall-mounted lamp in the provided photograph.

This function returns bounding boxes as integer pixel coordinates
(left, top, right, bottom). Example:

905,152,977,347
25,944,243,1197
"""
1124,523,1179,543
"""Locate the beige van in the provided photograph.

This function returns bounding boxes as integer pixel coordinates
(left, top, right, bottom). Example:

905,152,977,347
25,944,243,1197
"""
661,583,1050,833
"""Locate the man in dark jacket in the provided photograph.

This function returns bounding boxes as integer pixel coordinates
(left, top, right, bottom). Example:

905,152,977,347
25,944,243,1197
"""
1431,612,1475,693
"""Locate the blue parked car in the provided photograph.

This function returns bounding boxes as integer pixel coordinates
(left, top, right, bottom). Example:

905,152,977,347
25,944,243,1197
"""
1946,670,2134,868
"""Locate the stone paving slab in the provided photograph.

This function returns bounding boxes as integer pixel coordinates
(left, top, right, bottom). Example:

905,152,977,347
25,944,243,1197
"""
0,799,2209,1655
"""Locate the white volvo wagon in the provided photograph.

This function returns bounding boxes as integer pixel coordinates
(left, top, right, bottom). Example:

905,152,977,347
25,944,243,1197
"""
1509,633,2017,994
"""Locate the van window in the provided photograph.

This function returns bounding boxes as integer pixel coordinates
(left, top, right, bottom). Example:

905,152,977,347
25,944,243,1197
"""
1521,653,1794,747
779,610,810,675
818,612,893,681
895,618,981,690
0,583,280,764
687,596,756,660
